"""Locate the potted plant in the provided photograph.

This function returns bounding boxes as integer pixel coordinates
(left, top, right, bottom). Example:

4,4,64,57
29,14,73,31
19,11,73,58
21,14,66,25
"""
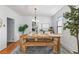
63,5,79,53
18,24,28,35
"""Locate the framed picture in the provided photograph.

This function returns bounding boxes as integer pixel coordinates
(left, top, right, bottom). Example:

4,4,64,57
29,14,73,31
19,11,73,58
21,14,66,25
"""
41,23,50,31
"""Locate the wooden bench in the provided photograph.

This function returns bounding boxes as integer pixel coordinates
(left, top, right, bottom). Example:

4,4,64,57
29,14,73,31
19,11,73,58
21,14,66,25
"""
20,34,60,54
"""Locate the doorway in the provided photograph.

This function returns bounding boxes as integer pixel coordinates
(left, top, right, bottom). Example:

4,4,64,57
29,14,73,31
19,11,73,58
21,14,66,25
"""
7,17,15,46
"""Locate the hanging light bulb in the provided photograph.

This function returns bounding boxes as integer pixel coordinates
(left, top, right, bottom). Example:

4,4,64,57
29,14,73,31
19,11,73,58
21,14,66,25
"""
34,8,37,21
32,8,39,34
32,8,38,22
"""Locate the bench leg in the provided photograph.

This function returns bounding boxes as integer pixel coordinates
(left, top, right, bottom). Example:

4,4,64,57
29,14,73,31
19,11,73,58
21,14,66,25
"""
53,45,60,54
21,45,26,53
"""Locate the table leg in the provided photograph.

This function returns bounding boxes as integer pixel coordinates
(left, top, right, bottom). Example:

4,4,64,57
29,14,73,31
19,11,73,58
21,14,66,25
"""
21,45,26,53
53,45,58,54
53,37,60,54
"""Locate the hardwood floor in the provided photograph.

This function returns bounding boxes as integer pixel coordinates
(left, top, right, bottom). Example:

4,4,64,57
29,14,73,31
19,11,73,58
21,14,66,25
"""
0,40,71,54
0,41,19,54
7,42,14,46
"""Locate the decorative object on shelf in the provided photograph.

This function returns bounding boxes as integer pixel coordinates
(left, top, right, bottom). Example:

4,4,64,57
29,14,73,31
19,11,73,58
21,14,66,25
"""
48,27,54,33
63,5,79,53
40,29,45,34
32,28,35,32
0,19,3,28
18,24,28,34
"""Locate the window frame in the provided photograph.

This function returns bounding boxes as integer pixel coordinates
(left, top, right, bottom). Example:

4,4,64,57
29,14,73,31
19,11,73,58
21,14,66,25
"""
57,16,63,34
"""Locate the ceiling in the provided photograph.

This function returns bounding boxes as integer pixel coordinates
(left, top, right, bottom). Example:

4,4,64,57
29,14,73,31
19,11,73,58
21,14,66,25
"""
7,5,64,16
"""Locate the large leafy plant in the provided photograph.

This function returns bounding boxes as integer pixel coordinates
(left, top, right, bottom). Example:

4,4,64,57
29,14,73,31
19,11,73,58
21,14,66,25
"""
63,5,79,53
18,24,28,34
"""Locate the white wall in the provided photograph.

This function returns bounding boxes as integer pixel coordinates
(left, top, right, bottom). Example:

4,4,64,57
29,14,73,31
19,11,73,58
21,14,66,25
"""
0,6,52,51
18,16,32,34
0,6,20,50
20,16,52,33
37,16,52,31
51,6,78,53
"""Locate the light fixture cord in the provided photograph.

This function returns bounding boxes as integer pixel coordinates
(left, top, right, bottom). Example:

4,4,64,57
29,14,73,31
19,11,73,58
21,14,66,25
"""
34,8,37,21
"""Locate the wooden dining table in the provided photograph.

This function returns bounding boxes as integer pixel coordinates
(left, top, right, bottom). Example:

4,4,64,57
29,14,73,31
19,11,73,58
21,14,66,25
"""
20,33,61,54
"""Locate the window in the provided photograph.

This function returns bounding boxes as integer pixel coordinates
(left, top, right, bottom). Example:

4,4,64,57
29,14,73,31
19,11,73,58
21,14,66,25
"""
57,17,63,34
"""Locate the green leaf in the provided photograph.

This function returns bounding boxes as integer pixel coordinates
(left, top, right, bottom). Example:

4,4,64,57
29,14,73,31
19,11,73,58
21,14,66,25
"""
63,5,79,37
18,24,28,34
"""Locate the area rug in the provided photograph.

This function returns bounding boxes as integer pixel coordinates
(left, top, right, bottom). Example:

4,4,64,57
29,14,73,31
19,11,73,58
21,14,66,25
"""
26,46,52,54
12,46,70,54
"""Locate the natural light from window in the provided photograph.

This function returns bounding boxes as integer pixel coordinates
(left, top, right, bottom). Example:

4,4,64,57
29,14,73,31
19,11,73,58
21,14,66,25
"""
57,17,63,34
